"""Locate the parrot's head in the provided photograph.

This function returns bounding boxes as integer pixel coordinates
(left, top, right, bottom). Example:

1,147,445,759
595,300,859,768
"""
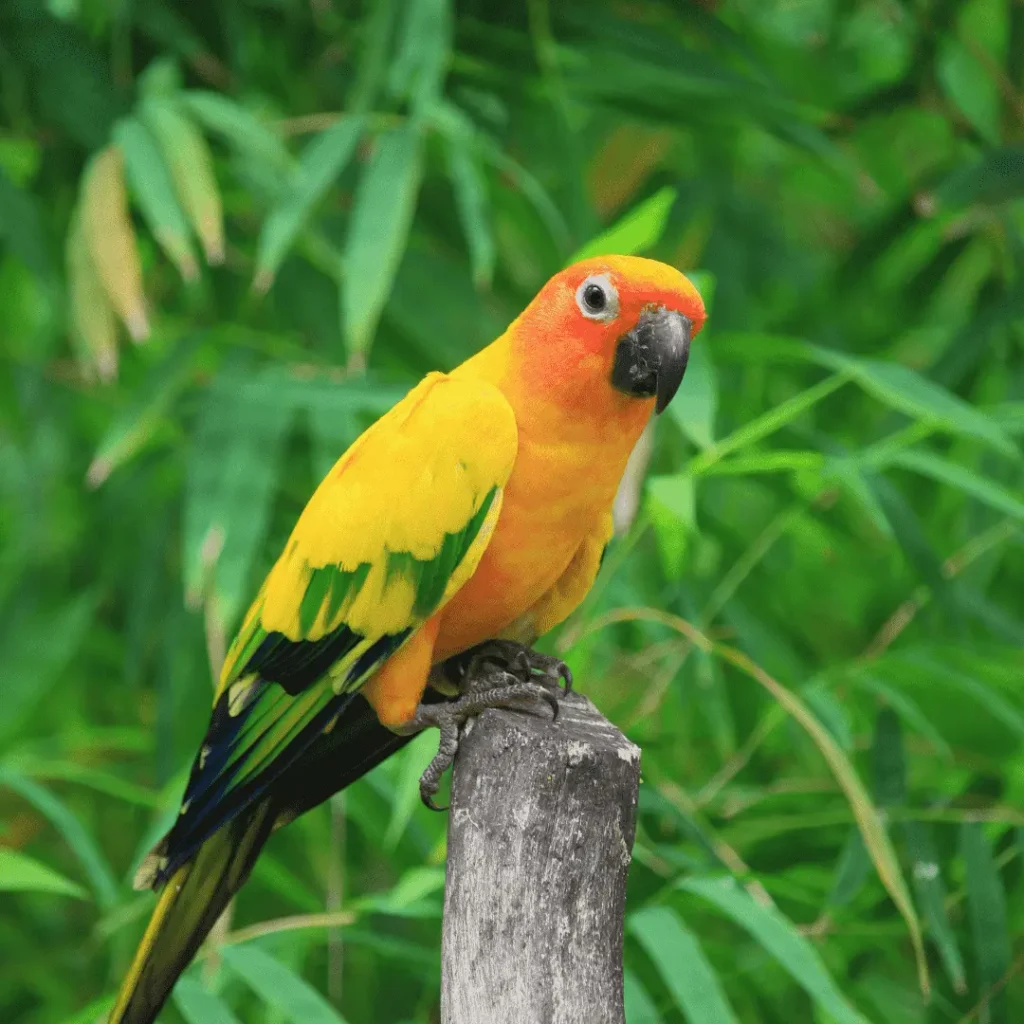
510,255,707,419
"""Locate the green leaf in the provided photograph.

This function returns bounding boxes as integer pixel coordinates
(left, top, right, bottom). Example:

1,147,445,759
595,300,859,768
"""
0,767,118,908
828,827,872,906
56,995,116,1024
623,968,663,1024
114,116,198,281
904,823,966,995
710,337,1019,459
890,450,1024,521
0,594,96,746
222,944,350,1024
255,115,367,290
872,707,906,808
443,128,495,288
854,675,952,760
646,473,695,580
898,654,1024,738
934,146,1024,209
178,90,294,175
629,905,740,1024
937,37,1000,144
670,339,717,449
960,823,1011,1024
86,335,205,487
341,126,424,358
569,186,677,263
182,366,296,621
383,731,442,851
0,848,88,899
866,474,952,609
174,975,242,1024
847,360,1018,460
678,877,872,1024
689,372,850,475
691,640,930,998
388,0,451,112
0,165,52,281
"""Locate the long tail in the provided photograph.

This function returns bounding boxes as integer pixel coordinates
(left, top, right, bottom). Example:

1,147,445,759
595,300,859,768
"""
108,800,276,1024
107,692,449,1023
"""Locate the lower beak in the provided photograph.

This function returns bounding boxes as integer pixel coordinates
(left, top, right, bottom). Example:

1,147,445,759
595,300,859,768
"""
610,308,692,413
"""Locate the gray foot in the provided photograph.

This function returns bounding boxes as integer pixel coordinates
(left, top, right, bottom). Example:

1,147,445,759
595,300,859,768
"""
412,645,573,810
442,639,573,694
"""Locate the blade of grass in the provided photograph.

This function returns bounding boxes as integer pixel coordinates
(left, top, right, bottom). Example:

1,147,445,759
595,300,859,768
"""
680,876,872,1024
575,606,930,998
630,906,740,1024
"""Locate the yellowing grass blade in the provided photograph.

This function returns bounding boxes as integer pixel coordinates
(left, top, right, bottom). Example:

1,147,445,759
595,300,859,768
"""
65,203,119,383
80,146,149,343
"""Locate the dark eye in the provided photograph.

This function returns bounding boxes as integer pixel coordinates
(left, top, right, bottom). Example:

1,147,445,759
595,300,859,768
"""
575,273,619,321
583,283,607,312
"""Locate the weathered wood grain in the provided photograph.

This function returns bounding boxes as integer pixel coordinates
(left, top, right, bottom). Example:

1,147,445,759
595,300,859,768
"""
440,692,641,1024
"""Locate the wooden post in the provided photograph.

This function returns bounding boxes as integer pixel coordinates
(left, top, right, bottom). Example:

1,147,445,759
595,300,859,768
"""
440,692,641,1024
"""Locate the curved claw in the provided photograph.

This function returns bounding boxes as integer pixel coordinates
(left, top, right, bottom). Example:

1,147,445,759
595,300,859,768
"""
421,789,449,812
559,662,573,693
541,687,560,721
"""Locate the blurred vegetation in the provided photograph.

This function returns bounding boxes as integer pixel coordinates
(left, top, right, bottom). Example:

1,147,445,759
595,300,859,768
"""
2,0,1024,1022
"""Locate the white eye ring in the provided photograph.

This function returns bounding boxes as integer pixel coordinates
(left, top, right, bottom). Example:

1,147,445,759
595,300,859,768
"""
575,274,619,322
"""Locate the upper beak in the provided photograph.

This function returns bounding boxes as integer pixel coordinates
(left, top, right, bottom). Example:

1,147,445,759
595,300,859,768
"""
610,308,692,414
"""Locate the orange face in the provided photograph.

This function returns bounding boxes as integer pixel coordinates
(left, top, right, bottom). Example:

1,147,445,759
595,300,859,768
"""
508,255,707,415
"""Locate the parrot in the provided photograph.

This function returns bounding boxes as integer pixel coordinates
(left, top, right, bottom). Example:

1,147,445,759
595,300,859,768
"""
108,254,706,1023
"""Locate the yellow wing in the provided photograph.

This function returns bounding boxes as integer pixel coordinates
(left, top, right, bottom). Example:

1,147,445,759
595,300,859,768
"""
149,372,517,885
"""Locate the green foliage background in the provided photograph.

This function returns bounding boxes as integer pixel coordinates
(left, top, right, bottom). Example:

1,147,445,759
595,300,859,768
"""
2,1,1024,1022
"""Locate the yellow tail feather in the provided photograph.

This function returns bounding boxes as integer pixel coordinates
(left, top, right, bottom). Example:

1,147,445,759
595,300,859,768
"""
108,801,275,1024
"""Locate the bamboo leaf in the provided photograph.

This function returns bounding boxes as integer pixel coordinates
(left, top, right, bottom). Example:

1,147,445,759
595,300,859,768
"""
142,97,224,264
904,823,966,994
86,335,205,487
709,641,930,997
388,0,451,113
443,128,495,288
179,90,294,175
623,968,663,1024
689,372,851,474
341,125,424,359
66,202,119,382
0,848,88,900
222,944,350,1024
854,674,953,761
960,823,1011,1024
255,115,366,291
80,146,149,342
669,272,717,449
182,366,296,622
174,975,242,1024
891,450,1024,521
629,905,740,1024
569,186,677,263
828,827,872,906
872,707,906,809
846,360,1018,460
934,145,1024,209
383,731,442,851
113,116,198,281
0,767,118,908
679,877,872,1024
0,164,52,280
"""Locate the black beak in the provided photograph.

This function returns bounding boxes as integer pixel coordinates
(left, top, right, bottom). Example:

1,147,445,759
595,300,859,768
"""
610,308,692,414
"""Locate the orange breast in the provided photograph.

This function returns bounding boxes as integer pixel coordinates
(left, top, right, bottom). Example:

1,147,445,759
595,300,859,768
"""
434,423,635,661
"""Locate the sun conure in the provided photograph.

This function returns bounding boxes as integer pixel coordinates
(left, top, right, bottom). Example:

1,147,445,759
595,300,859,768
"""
109,254,706,1023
